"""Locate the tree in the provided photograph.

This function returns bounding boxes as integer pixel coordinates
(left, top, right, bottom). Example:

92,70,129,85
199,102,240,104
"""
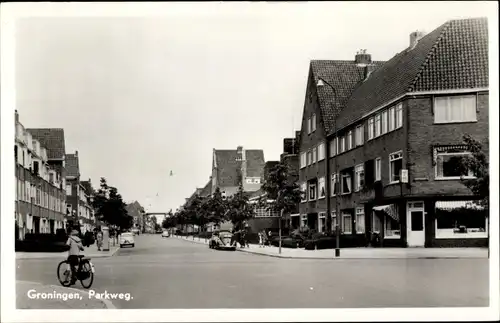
226,185,255,230
457,134,489,210
205,187,229,228
91,177,133,230
162,210,174,229
185,194,205,233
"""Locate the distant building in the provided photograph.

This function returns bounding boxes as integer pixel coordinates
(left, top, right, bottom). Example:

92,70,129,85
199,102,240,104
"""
16,112,67,239
125,201,146,233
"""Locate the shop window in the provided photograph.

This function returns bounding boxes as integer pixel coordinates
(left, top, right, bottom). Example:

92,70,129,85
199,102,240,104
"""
435,201,487,239
385,217,401,238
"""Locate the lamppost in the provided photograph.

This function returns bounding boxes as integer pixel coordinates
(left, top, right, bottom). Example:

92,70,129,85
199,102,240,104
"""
317,77,341,258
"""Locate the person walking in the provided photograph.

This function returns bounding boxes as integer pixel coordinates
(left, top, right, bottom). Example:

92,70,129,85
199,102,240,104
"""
96,229,103,251
258,231,263,248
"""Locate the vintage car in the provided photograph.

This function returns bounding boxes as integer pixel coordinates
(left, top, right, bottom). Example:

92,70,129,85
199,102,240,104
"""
209,230,236,251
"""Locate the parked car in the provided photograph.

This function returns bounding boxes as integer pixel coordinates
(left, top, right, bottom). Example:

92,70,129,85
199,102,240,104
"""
209,230,236,251
120,232,135,248
303,232,336,250
161,230,170,238
131,228,140,235
270,234,306,248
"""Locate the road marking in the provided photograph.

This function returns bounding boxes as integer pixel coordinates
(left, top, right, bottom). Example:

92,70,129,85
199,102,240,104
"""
16,280,117,309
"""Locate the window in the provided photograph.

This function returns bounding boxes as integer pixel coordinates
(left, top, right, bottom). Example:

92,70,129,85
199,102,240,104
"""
342,212,352,234
368,117,374,140
435,201,487,239
49,172,54,184
388,106,395,131
330,138,338,157
308,182,317,201
307,151,312,166
340,136,345,153
375,157,382,181
395,103,403,128
318,177,326,199
307,118,312,134
356,207,365,233
389,151,403,183
66,184,72,196
434,95,477,124
312,114,317,132
354,164,365,192
435,146,474,179
341,172,352,194
375,114,381,137
347,130,353,150
300,183,307,202
331,211,338,230
331,173,339,196
318,142,325,161
355,125,364,146
300,152,306,168
381,110,388,134
312,147,317,163
318,212,326,233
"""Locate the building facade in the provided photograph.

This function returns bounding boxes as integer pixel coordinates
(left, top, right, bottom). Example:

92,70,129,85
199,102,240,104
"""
126,201,146,233
15,111,67,239
298,18,488,248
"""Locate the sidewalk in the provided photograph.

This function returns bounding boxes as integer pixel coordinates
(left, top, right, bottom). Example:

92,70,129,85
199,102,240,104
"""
174,235,488,259
16,243,120,260
16,281,115,309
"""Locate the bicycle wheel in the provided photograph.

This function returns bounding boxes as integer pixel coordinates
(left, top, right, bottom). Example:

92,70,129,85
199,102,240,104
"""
57,260,72,287
79,261,94,289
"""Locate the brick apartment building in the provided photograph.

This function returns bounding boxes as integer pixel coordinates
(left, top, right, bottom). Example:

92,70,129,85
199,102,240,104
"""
248,131,301,233
15,111,67,239
298,17,488,248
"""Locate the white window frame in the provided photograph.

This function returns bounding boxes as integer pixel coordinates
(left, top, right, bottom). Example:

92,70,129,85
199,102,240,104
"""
330,138,338,157
395,103,403,128
388,106,395,131
308,182,317,201
66,184,72,196
331,173,338,196
354,164,365,192
300,152,306,169
356,207,365,234
341,173,352,195
381,110,388,134
318,212,326,233
434,201,487,239
340,136,345,153
355,125,364,146
342,212,352,234
375,114,381,137
389,151,403,184
434,149,475,180
433,95,477,124
307,117,312,134
318,177,326,199
331,211,338,230
318,142,325,161
312,114,317,132
368,117,374,140
375,157,382,181
312,147,317,164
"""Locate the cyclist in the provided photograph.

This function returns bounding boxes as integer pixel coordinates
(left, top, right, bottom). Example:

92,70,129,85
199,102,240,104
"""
66,229,84,285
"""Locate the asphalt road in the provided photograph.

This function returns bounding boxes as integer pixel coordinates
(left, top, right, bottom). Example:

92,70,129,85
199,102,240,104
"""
16,234,489,308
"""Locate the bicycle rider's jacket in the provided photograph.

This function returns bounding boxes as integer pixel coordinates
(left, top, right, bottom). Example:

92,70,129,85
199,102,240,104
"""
67,236,84,256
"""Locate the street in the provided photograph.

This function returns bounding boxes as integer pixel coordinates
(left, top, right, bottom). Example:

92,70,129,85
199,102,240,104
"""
16,235,489,309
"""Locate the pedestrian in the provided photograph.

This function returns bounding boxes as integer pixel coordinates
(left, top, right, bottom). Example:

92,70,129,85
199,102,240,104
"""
96,229,103,251
258,231,263,248
66,229,84,285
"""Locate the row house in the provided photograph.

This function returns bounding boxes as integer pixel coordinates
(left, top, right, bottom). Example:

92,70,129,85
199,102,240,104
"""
65,152,96,233
248,131,301,233
298,17,488,248
15,111,67,239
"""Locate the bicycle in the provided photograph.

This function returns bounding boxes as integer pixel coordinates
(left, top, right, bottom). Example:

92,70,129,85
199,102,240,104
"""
57,255,95,289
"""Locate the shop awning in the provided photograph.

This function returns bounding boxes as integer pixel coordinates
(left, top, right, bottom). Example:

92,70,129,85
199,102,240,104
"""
373,204,399,222
436,201,484,210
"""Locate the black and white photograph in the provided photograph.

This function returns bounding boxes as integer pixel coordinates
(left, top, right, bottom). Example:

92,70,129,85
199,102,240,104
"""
1,2,498,322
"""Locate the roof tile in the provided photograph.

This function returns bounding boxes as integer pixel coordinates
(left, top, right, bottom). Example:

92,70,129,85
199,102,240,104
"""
26,128,66,159
65,154,79,177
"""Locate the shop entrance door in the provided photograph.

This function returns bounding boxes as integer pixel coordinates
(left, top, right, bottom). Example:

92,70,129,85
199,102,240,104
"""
407,202,425,247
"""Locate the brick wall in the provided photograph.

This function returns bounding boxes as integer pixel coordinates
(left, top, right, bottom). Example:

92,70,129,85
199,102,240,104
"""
407,93,489,197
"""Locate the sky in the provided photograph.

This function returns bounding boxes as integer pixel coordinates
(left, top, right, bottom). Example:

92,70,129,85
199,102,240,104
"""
13,1,496,214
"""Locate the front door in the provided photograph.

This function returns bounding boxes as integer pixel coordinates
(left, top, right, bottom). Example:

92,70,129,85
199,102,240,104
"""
407,202,425,247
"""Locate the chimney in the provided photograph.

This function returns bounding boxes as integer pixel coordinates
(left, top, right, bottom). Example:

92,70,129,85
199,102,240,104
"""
15,110,19,123
409,30,426,49
364,64,377,80
75,150,78,157
354,49,372,67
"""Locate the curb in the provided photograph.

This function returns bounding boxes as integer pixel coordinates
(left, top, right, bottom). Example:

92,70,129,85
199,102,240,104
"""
16,247,120,260
16,280,116,309
175,236,487,260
